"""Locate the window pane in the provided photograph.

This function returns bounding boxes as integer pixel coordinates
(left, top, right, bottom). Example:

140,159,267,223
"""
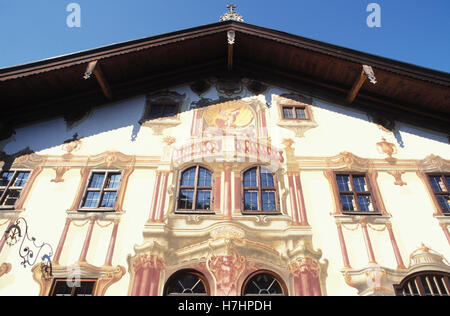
260,169,274,187
437,196,450,214
196,190,211,210
100,192,117,208
181,168,196,187
88,173,105,189
244,191,258,211
0,172,14,187
198,168,212,187
244,273,284,296
74,281,95,297
149,104,165,119
105,173,121,189
353,176,368,192
357,195,374,212
262,191,276,211
244,168,257,188
2,190,20,206
295,108,307,119
419,276,433,296
163,104,177,117
340,194,356,211
83,191,100,208
166,272,207,295
429,176,446,193
178,189,194,210
446,176,450,187
12,172,30,187
52,281,73,296
282,107,294,119
336,175,351,192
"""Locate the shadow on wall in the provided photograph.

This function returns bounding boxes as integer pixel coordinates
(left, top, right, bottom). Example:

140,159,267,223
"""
314,99,449,148
0,76,275,156
0,96,146,155
0,77,448,157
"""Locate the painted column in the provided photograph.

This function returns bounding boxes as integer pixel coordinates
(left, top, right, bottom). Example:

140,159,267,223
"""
79,218,95,263
132,254,165,296
234,172,242,214
131,269,143,296
53,218,72,265
385,222,406,269
214,172,222,213
258,108,268,139
148,171,162,222
336,222,352,268
190,109,203,137
290,258,322,296
287,173,300,225
223,162,233,220
155,171,169,222
139,266,152,296
294,173,309,226
439,223,450,245
300,272,312,296
361,221,377,264
104,220,120,267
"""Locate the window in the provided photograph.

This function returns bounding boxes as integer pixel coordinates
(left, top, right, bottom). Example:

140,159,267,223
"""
335,173,378,214
0,170,30,209
164,270,209,296
148,103,178,120
427,174,450,215
80,171,123,211
177,166,213,212
282,106,308,120
243,167,278,213
50,279,96,296
394,272,449,296
242,271,286,296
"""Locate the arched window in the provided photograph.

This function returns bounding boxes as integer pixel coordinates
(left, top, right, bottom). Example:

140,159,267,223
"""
243,167,278,213
242,271,287,296
394,271,449,296
177,166,213,212
164,270,209,296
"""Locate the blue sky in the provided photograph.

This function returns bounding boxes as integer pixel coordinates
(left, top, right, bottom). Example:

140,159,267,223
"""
0,0,449,72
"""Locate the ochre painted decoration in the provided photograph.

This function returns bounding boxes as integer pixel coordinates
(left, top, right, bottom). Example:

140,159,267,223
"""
376,137,397,162
203,100,255,132
0,263,11,278
387,171,407,186
207,247,246,296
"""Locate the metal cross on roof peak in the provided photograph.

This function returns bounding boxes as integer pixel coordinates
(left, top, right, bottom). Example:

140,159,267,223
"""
227,4,237,13
220,3,244,22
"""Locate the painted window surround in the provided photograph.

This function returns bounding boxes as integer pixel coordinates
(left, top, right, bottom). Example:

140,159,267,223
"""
275,94,318,138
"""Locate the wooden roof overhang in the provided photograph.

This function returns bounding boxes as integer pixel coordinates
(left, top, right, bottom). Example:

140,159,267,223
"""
0,21,449,138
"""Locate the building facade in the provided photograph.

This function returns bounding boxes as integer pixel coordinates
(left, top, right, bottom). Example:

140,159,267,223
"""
0,18,449,296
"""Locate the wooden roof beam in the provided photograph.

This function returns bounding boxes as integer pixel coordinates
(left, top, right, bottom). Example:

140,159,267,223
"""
227,30,235,71
347,65,377,104
84,60,113,100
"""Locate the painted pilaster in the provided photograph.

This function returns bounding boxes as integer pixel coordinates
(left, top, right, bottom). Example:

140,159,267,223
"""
336,222,352,268
223,162,233,219
361,221,377,264
385,223,406,269
104,220,120,267
148,171,162,222
287,173,300,225
53,218,72,265
79,218,95,263
294,173,309,226
155,171,169,222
